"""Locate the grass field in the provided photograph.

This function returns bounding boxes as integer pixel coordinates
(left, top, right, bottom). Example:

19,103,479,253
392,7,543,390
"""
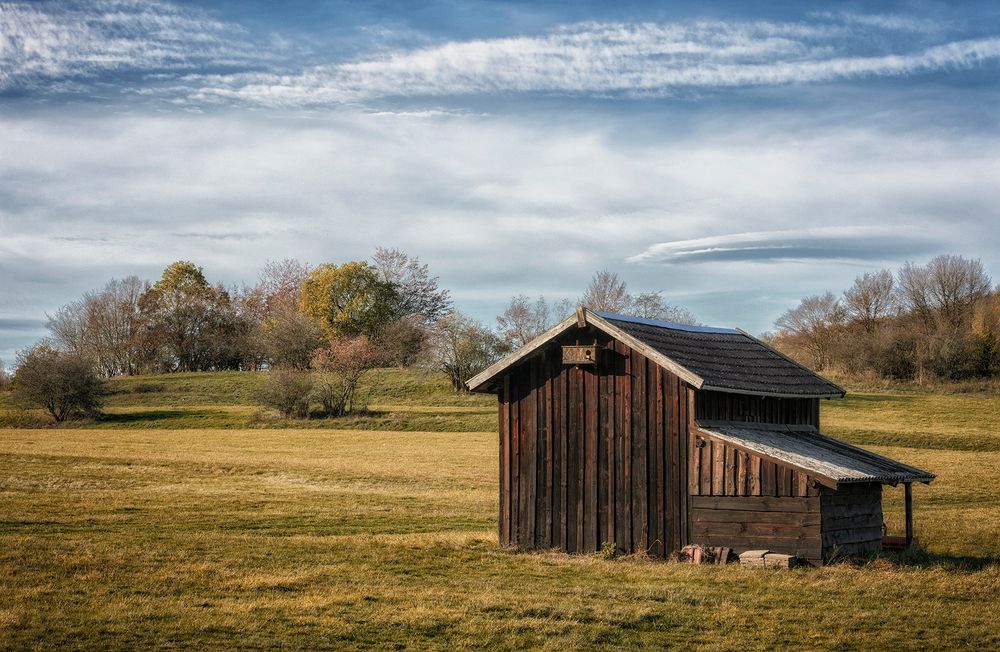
2,370,999,649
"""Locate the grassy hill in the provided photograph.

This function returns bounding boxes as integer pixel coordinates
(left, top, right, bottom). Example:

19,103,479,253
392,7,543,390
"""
1,370,999,648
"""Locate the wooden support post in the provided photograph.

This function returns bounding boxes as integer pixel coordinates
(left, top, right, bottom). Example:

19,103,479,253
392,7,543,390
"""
904,482,913,547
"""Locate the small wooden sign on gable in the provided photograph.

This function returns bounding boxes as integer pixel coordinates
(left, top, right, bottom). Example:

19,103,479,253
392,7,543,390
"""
562,345,597,365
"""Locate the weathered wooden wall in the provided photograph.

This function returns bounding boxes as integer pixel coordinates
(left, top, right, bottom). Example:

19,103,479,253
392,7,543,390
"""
498,329,690,557
820,483,883,559
689,495,823,564
689,437,823,499
688,393,831,563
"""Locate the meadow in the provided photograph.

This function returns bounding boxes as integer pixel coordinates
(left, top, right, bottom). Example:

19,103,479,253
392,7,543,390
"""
1,370,998,649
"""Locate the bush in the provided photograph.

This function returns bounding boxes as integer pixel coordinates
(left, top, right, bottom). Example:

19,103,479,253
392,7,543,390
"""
311,336,386,416
11,346,106,422
257,369,313,418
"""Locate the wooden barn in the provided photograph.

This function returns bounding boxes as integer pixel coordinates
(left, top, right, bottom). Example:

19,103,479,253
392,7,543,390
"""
467,307,934,565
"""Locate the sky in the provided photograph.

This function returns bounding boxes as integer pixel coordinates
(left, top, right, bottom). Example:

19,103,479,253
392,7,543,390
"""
2,0,1000,363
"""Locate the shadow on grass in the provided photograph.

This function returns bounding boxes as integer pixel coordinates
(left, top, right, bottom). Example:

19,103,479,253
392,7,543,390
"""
99,410,195,424
864,547,1000,572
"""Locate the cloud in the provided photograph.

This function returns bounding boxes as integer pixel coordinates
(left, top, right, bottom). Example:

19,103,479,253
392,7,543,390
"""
4,2,999,107
0,0,259,91
628,226,939,265
188,20,1000,107
0,317,44,331
1,107,998,340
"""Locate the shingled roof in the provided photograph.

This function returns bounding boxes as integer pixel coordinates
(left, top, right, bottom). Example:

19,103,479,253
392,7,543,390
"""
696,422,935,487
466,307,845,398
592,311,845,398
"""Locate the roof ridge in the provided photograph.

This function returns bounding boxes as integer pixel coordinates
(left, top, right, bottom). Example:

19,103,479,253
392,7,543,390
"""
590,309,738,334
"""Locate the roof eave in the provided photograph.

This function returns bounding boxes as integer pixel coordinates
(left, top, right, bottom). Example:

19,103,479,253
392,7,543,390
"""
698,383,846,400
735,328,848,398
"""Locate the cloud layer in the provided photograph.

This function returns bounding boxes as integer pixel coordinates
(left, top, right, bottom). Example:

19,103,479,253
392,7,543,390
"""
0,0,259,91
193,23,1000,107
1,106,997,360
3,2,1000,107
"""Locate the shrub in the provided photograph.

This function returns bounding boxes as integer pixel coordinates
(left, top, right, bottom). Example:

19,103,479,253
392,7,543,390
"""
311,336,386,416
11,346,106,422
257,368,313,418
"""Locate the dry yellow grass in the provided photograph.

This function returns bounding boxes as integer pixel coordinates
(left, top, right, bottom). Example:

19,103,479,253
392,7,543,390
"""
2,374,999,649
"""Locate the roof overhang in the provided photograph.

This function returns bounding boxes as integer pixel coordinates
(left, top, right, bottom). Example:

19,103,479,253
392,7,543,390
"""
695,421,935,488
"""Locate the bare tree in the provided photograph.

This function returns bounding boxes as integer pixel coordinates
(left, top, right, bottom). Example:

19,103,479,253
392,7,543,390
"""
372,247,452,325
774,292,846,370
431,311,510,392
496,295,576,347
257,259,311,316
581,270,631,313
897,255,992,327
631,291,698,325
0,359,9,392
844,269,895,334
47,276,152,376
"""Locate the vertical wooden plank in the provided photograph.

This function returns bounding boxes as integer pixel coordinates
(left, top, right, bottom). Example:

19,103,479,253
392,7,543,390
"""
749,454,761,497
736,450,747,497
598,341,612,547
510,372,521,546
541,355,553,547
524,363,537,547
619,341,632,553
613,341,626,554
662,374,671,553
647,364,662,557
712,439,725,496
499,376,510,546
566,364,579,553
584,361,599,552
680,385,692,548
698,391,711,496
631,351,648,553
668,374,680,554
689,390,700,499
728,446,737,496
777,464,790,497
760,459,775,497
554,362,566,550
575,364,587,551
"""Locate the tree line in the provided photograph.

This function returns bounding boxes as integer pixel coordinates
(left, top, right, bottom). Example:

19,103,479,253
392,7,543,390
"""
3,254,696,421
772,254,1000,381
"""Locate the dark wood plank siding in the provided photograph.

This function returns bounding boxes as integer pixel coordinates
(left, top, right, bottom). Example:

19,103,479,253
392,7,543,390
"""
690,495,823,564
820,483,883,560
688,436,822,499
498,329,690,557
696,390,820,428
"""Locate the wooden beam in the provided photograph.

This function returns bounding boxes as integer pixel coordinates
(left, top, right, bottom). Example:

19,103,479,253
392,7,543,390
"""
904,482,913,547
